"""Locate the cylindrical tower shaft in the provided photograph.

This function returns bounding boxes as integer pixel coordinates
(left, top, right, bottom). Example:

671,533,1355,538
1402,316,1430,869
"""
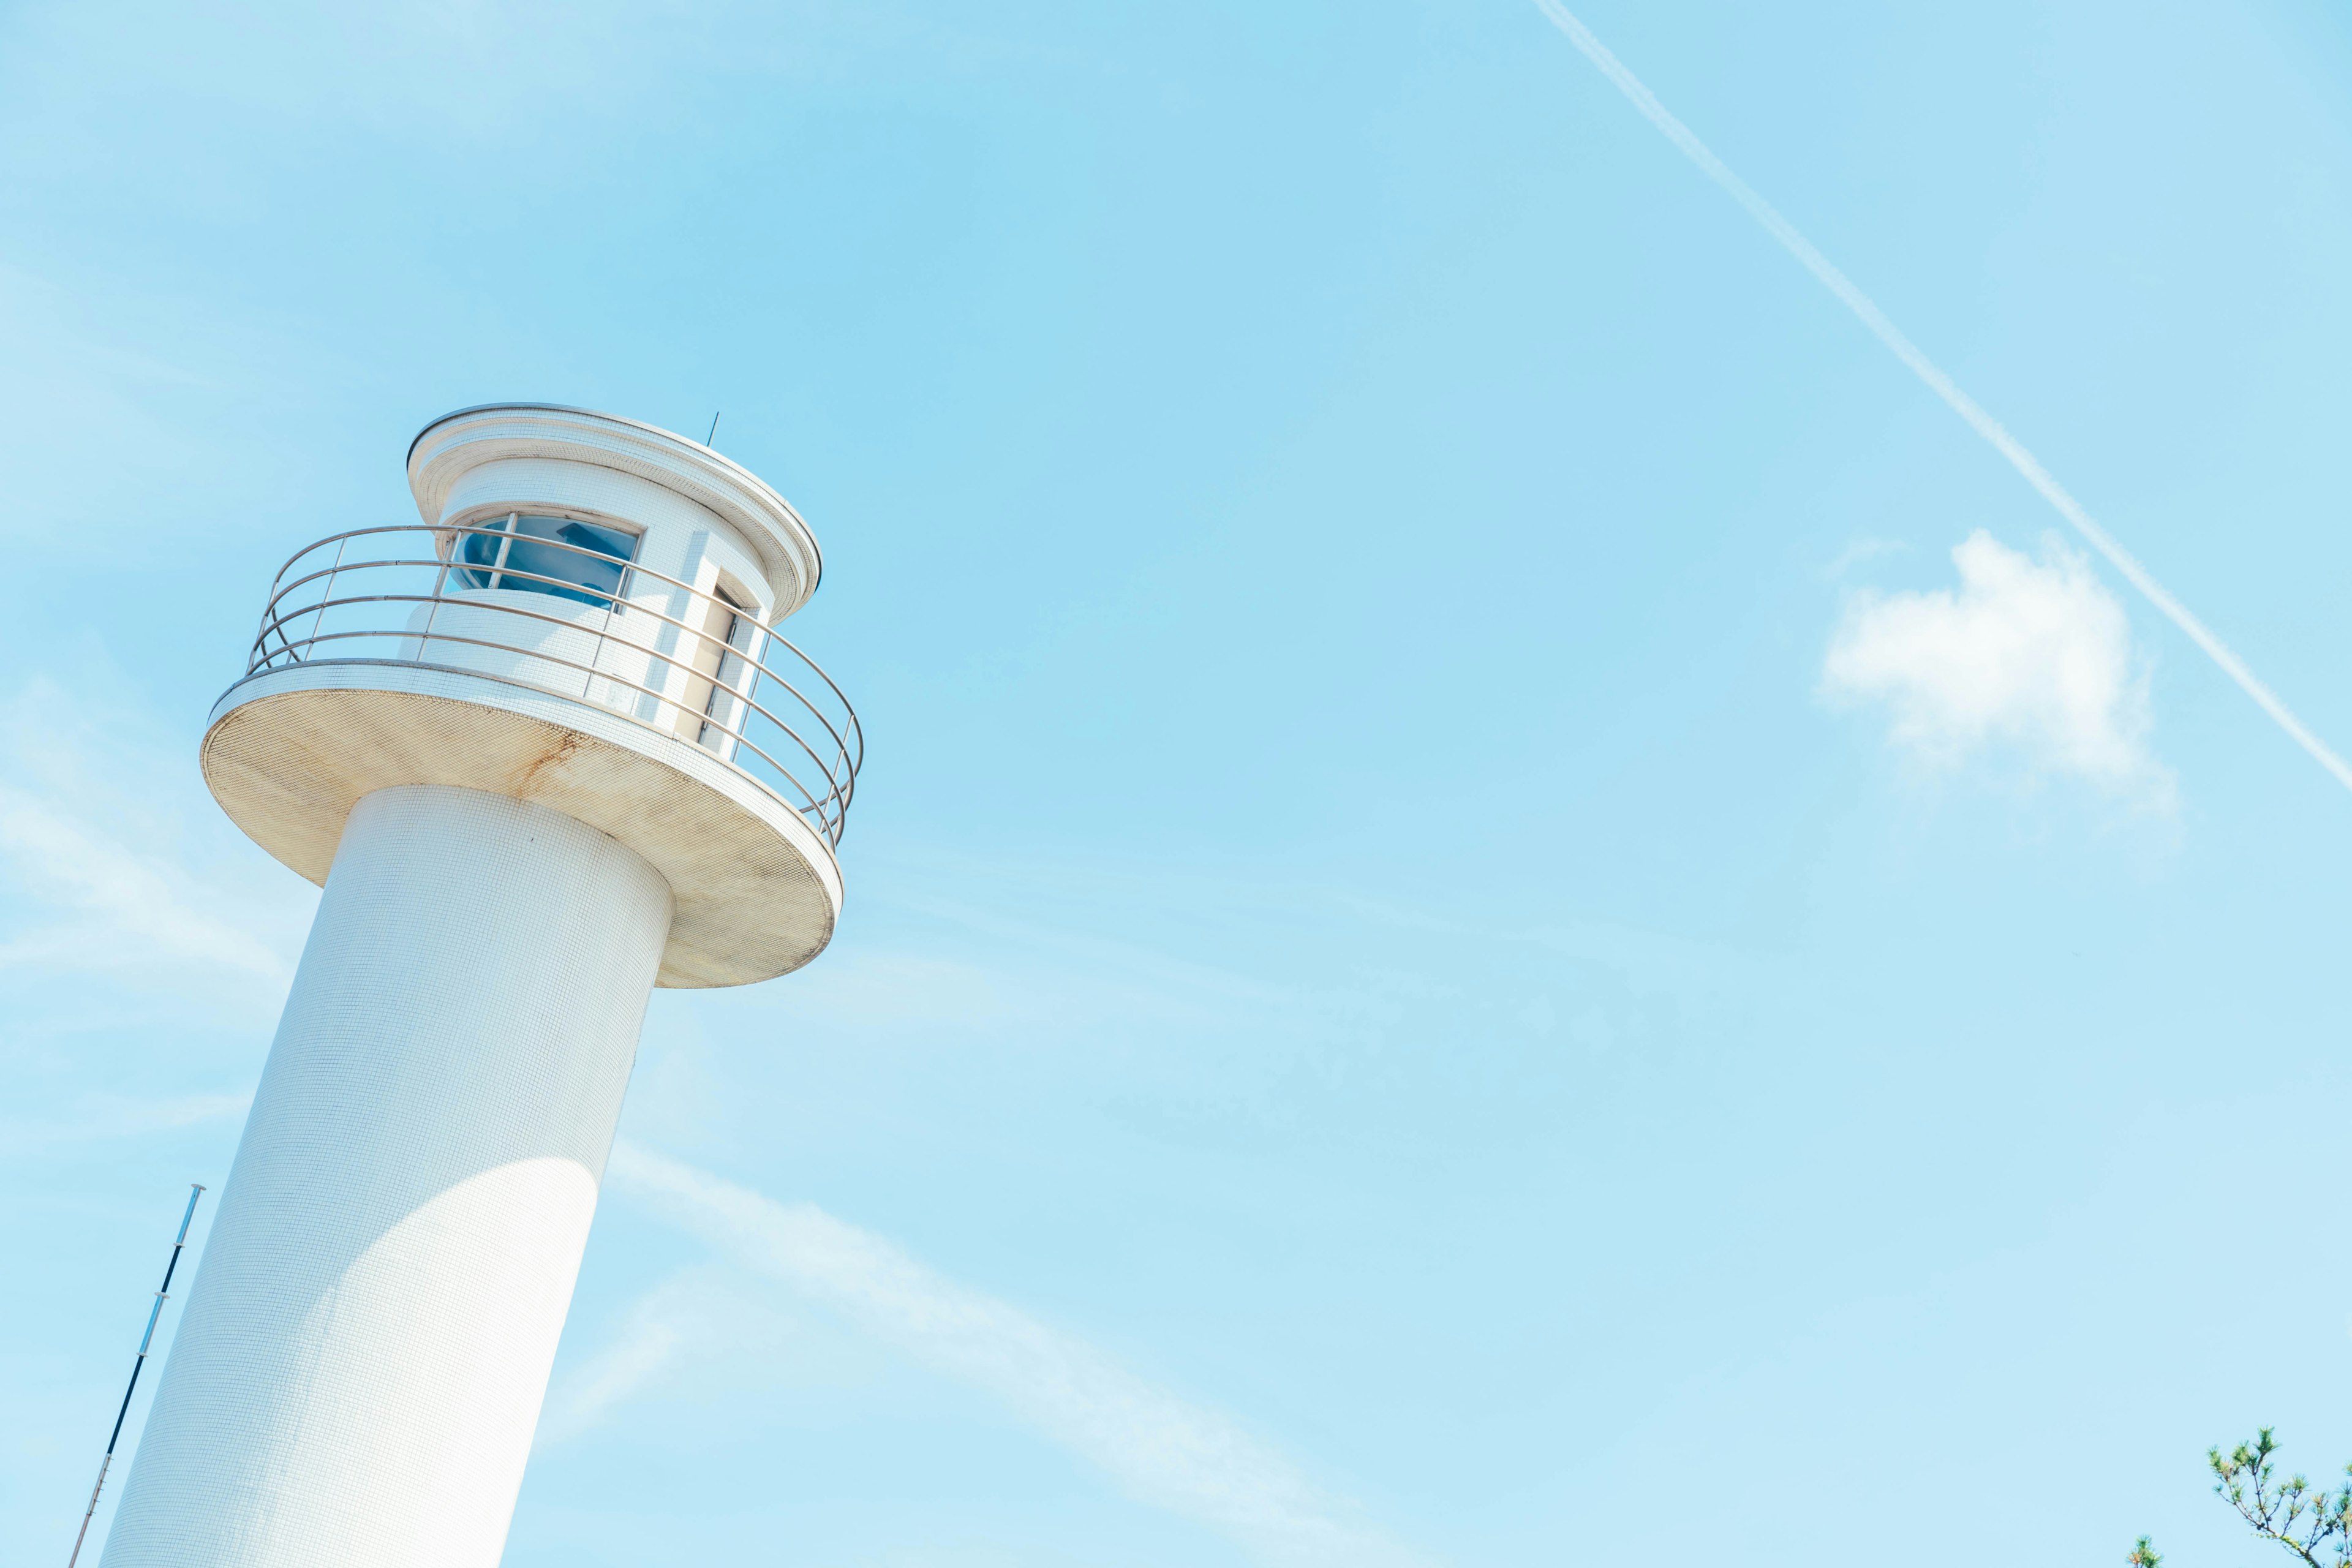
101,785,673,1568
110,404,856,1559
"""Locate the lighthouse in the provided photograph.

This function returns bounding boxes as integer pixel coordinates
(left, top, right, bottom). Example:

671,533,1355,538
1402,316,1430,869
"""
99,405,861,1567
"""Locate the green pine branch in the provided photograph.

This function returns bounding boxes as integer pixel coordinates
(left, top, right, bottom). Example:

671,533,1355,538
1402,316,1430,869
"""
2132,1429,2352,1568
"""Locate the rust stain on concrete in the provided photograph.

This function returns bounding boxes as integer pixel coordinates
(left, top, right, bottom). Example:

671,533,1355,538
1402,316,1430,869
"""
509,726,587,797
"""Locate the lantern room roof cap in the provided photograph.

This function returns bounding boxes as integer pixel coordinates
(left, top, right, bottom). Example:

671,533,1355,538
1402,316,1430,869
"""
406,403,823,619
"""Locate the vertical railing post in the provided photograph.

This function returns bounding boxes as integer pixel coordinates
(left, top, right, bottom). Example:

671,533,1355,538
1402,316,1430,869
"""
419,527,452,663
585,563,624,703
303,537,349,662
488,513,516,589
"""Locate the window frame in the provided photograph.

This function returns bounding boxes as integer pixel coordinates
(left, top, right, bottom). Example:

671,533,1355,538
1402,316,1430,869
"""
694,577,764,752
445,508,644,611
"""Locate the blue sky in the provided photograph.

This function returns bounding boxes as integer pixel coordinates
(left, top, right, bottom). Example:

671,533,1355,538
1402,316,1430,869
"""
6,1,2352,1562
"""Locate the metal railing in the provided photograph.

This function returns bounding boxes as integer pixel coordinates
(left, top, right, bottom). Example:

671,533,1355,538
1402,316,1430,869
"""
235,524,863,846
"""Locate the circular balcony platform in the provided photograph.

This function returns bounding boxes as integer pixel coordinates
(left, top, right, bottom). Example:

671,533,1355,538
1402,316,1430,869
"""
202,524,861,988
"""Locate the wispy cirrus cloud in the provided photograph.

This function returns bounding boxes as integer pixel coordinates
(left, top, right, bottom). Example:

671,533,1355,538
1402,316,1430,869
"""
1822,536,1905,579
1823,530,2173,807
0,1090,251,1158
607,1141,1432,1568
0,676,311,1005
0,783,295,983
536,1267,801,1450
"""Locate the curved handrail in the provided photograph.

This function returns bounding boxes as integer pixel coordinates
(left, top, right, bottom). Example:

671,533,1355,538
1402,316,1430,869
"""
249,584,859,817
259,524,864,791
232,525,864,846
253,548,861,809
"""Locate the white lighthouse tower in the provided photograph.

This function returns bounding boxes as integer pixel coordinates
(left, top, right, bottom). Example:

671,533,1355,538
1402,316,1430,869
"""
99,405,861,1567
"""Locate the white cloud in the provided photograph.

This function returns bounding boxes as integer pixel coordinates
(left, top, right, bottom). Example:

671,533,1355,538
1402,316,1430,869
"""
1823,530,2173,805
0,783,293,983
0,1090,250,1157
536,1282,695,1449
535,1268,800,1450
1537,1,2352,796
608,1141,1431,1568
0,676,312,1008
1822,536,1905,578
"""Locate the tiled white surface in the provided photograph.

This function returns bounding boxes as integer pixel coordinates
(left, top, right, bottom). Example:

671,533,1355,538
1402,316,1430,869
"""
102,785,674,1568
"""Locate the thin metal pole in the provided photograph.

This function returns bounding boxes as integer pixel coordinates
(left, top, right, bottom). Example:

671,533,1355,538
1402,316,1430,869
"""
67,1183,205,1568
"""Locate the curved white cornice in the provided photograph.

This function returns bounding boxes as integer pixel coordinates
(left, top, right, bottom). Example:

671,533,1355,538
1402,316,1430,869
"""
406,404,823,620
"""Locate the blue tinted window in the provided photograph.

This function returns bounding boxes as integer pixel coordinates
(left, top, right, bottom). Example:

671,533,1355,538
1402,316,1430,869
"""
455,514,638,607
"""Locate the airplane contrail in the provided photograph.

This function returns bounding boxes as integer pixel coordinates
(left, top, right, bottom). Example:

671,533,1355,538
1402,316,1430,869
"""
1531,0,2352,794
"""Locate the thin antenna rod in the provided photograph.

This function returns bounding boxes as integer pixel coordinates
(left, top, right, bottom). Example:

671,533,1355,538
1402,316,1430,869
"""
704,411,721,448
67,1183,205,1568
